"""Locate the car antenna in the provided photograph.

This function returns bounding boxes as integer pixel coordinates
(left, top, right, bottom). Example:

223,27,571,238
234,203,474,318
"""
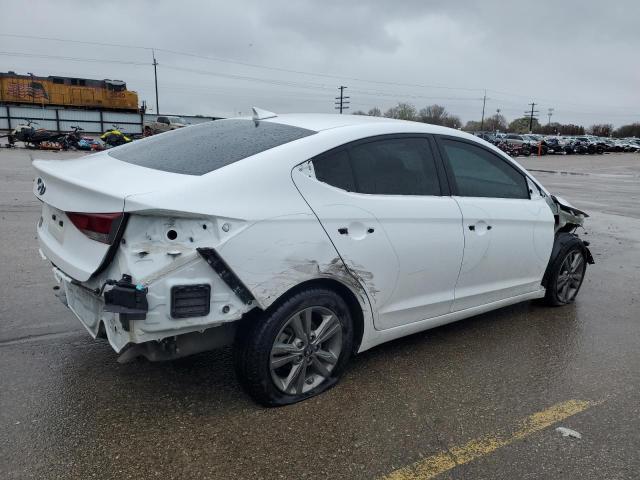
251,107,277,125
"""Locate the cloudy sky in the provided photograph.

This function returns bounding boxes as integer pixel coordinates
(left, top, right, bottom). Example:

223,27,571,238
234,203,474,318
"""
1,0,638,126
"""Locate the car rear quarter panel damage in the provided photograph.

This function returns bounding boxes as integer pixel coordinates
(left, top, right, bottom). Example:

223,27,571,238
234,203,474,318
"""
217,211,373,333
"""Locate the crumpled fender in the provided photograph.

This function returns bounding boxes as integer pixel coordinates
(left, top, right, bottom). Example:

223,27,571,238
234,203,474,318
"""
545,194,588,231
542,232,594,288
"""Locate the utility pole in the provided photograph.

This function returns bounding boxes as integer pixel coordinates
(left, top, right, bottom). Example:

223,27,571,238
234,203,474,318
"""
335,86,349,114
547,107,554,125
480,89,487,131
27,72,35,105
524,102,539,133
152,50,159,115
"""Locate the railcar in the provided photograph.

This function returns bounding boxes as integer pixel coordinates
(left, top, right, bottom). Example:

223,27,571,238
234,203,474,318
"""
0,71,139,112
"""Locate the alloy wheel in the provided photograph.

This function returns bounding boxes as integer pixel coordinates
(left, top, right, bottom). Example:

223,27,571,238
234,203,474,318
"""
269,306,343,395
556,250,585,303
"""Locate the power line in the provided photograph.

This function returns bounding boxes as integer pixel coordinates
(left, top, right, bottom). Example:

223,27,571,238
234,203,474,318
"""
0,33,484,93
2,34,637,121
0,51,481,104
2,33,638,116
162,64,486,102
0,51,147,66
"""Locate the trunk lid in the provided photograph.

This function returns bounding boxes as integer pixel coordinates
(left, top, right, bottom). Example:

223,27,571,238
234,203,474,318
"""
33,151,193,281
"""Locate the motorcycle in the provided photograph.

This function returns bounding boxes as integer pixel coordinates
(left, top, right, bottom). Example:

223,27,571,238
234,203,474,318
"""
496,140,530,157
7,121,61,148
100,125,132,148
60,126,84,150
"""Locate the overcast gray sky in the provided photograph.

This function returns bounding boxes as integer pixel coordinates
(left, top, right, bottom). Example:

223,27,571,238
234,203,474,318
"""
1,0,638,126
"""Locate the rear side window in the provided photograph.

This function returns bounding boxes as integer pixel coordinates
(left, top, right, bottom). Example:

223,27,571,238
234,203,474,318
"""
313,137,441,196
313,150,355,192
109,119,316,175
440,139,529,199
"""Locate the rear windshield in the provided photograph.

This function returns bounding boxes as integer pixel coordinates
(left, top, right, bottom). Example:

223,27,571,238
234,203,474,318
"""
108,119,316,175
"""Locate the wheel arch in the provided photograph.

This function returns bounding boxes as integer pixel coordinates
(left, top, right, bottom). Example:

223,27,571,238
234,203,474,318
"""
247,277,367,355
541,232,593,289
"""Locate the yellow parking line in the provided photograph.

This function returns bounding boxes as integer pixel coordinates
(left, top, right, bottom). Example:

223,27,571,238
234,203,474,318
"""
381,399,600,480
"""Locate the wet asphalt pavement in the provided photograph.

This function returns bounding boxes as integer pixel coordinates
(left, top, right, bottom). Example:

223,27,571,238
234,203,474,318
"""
1,149,639,479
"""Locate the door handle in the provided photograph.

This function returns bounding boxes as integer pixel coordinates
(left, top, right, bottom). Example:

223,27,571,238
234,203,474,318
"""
338,226,374,235
468,224,493,231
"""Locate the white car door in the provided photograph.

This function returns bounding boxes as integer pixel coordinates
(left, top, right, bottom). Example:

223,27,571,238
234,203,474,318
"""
292,135,464,330
436,137,555,311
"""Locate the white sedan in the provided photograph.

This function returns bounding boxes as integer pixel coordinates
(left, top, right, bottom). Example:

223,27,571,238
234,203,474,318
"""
33,109,592,406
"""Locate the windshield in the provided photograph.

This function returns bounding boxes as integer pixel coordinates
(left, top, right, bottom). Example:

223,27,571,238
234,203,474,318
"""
109,119,316,175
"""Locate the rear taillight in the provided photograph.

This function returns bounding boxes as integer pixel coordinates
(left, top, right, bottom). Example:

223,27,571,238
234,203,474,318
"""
66,212,123,244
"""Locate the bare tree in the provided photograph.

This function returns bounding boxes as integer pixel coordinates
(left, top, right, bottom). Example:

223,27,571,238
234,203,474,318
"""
509,117,541,133
351,110,367,116
484,113,507,131
614,123,640,137
442,115,462,129
589,123,614,137
384,102,417,121
418,104,447,124
418,104,460,129
367,107,382,117
464,120,483,131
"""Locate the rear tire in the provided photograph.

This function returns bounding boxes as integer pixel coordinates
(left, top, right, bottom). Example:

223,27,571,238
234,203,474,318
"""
234,287,353,406
543,239,588,306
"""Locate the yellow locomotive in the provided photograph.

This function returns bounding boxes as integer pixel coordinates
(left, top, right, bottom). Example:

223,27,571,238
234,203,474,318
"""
0,71,139,112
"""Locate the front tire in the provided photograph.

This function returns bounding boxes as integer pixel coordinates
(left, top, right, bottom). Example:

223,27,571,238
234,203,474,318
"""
544,241,588,306
234,288,354,406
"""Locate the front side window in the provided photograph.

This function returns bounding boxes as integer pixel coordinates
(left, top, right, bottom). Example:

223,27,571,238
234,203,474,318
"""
312,137,441,196
440,139,529,199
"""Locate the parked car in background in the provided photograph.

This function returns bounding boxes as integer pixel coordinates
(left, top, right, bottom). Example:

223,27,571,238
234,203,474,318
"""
502,134,531,155
523,134,548,155
504,134,528,146
628,138,640,151
575,136,604,154
33,112,593,406
617,139,640,152
474,132,499,144
543,136,567,154
144,115,188,136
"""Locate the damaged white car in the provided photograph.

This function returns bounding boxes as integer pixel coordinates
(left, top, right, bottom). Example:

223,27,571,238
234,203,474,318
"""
33,110,593,406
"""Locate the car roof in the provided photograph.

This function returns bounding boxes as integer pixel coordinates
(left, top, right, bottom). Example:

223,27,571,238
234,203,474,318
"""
259,113,462,136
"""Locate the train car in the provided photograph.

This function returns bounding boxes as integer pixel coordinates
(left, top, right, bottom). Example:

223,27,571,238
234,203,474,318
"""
0,71,139,112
